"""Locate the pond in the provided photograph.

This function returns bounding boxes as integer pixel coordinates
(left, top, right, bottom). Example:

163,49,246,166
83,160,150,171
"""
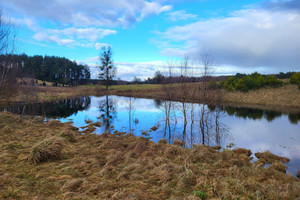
2,95,300,176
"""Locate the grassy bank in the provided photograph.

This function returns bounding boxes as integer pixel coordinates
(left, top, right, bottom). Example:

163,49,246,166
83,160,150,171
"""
0,86,106,107
0,112,299,199
1,83,300,111
104,83,300,111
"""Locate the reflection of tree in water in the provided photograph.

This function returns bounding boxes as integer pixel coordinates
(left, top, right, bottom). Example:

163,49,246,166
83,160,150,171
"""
195,105,228,147
1,96,91,118
288,113,300,124
154,99,163,109
126,95,136,133
159,101,228,148
98,95,117,132
161,101,176,143
219,106,300,124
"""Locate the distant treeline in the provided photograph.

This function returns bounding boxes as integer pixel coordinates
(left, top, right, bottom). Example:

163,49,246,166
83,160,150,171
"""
0,54,91,86
130,71,298,85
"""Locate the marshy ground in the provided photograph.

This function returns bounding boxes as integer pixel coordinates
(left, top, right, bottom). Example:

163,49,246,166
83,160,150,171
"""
0,112,300,199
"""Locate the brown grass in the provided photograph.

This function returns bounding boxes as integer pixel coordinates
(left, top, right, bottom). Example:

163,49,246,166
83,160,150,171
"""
255,151,290,164
112,83,300,110
223,84,300,109
29,137,63,164
1,83,300,111
0,112,299,199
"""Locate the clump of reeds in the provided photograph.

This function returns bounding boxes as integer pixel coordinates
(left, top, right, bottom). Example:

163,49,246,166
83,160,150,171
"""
47,119,62,127
60,132,76,143
255,151,290,163
269,162,287,173
151,126,158,131
85,119,92,124
82,124,96,134
29,137,63,164
232,148,252,156
173,139,184,147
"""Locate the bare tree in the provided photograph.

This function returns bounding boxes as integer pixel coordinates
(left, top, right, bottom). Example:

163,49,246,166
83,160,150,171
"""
98,46,116,91
197,50,215,103
19,79,38,117
0,9,17,102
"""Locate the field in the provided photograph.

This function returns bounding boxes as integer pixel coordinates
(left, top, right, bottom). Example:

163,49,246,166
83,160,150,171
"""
0,112,299,199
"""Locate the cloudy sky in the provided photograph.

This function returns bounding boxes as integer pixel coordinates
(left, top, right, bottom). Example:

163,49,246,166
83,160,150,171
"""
2,0,300,80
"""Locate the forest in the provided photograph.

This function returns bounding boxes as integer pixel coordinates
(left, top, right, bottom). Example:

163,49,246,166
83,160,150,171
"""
0,54,90,86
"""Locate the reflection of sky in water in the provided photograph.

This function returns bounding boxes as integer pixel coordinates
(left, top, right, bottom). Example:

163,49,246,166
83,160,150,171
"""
223,115,300,176
59,95,300,176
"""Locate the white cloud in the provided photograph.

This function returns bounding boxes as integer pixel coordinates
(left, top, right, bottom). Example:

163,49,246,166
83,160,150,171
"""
22,20,117,47
77,56,165,80
155,8,300,72
167,10,197,21
115,61,164,81
6,0,169,48
95,43,111,50
4,0,172,28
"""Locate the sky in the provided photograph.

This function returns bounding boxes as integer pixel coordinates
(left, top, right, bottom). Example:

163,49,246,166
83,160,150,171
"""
2,0,300,80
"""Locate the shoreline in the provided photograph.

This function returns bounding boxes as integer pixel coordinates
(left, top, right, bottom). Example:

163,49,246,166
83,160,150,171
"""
0,112,299,199
1,84,300,113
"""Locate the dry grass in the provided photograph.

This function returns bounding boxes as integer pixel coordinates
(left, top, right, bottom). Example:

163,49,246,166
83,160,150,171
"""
110,83,300,110
29,137,63,164
223,84,300,109
0,85,106,107
0,112,299,199
2,83,300,111
255,151,290,164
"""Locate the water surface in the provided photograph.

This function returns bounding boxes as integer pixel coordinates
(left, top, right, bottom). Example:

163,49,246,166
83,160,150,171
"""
2,95,300,176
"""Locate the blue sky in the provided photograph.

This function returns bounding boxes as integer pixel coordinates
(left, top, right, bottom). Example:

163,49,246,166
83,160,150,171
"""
2,0,300,80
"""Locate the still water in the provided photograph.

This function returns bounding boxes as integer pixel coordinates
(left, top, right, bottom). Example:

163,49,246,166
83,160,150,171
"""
2,95,300,176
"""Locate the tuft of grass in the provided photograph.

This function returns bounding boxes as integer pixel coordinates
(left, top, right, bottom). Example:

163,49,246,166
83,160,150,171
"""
255,151,290,164
60,132,76,143
29,137,63,164
173,139,184,147
192,191,207,199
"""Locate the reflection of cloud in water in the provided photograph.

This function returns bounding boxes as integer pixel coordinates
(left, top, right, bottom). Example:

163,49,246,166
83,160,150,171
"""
5,95,299,176
225,116,300,160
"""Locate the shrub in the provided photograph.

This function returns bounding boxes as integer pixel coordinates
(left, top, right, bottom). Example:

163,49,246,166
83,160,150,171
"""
224,76,235,91
223,72,284,92
290,72,300,84
29,137,63,164
235,78,248,92
42,82,46,86
265,75,283,87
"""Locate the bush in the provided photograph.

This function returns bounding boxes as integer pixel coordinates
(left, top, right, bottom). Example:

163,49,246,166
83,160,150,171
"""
223,72,283,92
42,82,46,86
235,78,248,92
265,75,283,87
29,137,63,164
290,72,300,84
